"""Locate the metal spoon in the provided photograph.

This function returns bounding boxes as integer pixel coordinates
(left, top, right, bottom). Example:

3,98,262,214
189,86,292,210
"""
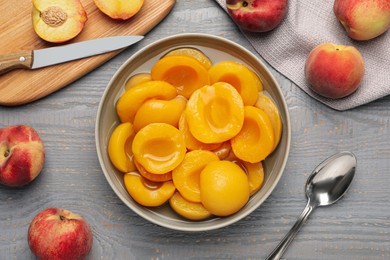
266,151,357,260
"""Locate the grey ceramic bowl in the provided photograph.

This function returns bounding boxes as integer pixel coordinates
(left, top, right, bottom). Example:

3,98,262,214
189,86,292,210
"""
95,33,291,231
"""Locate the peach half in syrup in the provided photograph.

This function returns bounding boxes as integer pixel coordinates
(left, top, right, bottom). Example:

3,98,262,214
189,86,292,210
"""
231,106,274,163
132,123,186,174
151,55,210,99
208,60,262,106
124,172,175,207
185,82,244,144
116,81,177,123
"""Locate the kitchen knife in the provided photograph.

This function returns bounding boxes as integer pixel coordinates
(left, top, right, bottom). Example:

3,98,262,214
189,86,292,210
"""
0,35,143,75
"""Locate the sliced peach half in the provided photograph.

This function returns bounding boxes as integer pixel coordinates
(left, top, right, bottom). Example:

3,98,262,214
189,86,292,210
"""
132,123,186,174
169,191,212,221
185,82,244,144
124,172,175,207
32,0,87,43
208,60,262,105
212,141,232,160
108,122,136,173
231,106,274,163
134,159,172,183
94,0,144,20
172,150,219,203
124,73,151,91
178,113,222,151
223,146,240,162
151,55,211,99
255,92,282,151
200,160,249,216
238,160,265,196
163,47,213,70
116,80,177,123
133,95,187,132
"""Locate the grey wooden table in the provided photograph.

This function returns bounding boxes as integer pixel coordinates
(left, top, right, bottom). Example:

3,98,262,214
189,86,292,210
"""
1,1,389,259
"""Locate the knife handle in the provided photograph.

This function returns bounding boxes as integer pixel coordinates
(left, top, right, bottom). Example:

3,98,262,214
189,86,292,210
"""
0,50,33,75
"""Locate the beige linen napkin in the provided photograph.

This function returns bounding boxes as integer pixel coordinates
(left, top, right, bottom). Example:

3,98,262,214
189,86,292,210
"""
215,0,390,110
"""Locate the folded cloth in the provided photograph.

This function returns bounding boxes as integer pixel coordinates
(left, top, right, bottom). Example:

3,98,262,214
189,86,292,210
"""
215,0,390,111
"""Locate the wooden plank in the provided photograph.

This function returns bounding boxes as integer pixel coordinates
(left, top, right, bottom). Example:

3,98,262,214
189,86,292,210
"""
0,0,175,106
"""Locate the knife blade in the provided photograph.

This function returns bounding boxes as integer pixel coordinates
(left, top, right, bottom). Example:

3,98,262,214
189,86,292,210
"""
0,35,144,75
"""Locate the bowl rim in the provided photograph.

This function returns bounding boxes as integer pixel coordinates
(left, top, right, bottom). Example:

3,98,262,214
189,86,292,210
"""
95,33,291,232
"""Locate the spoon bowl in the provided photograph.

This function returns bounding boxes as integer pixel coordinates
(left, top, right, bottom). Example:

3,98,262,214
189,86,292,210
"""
306,151,356,207
266,151,356,260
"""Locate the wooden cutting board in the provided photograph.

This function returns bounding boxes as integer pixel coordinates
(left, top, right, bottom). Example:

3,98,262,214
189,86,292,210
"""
0,0,175,106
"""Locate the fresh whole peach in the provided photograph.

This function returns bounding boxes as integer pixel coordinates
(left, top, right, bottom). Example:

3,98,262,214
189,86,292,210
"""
334,0,390,41
304,43,365,99
0,125,45,187
28,208,93,260
226,0,288,32
32,0,87,43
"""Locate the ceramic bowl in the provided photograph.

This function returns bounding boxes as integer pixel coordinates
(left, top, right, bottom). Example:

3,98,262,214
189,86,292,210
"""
95,33,291,231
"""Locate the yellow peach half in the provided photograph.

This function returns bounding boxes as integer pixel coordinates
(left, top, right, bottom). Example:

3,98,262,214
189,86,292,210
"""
163,47,213,70
169,191,212,221
108,122,136,173
185,82,244,144
255,92,282,151
239,160,265,196
151,55,211,99
133,95,187,132
178,113,222,151
172,150,219,203
134,159,173,183
231,106,275,163
200,160,249,216
223,146,240,162
132,123,186,174
208,60,262,105
32,0,87,43
116,80,177,123
124,73,152,91
124,172,175,207
93,0,144,20
212,141,232,160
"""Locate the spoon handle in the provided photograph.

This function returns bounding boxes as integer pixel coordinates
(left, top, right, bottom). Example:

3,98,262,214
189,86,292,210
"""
266,202,315,260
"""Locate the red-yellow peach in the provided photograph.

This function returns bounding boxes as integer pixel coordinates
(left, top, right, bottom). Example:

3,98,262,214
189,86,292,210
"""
0,125,45,187
28,208,92,260
304,43,365,99
226,0,288,32
334,0,390,41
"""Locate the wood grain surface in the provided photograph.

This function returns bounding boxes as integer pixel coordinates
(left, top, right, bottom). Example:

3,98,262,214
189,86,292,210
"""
0,0,175,106
1,0,389,259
